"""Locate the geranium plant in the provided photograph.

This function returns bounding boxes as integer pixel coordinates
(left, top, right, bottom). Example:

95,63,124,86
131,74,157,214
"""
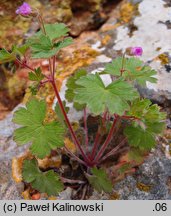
0,3,166,198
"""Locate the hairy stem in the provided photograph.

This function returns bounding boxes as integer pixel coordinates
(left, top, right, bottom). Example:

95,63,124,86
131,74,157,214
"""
40,80,49,85
15,58,35,72
37,14,46,35
120,53,126,76
83,108,89,152
52,56,56,78
51,80,92,166
60,176,86,184
93,115,119,163
90,110,109,159
90,130,101,160
36,13,92,166
64,147,87,166
100,138,127,163
102,110,108,125
37,13,54,80
48,58,53,76
15,58,50,80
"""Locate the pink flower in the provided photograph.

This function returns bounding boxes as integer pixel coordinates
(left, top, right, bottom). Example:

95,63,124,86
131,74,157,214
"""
131,47,143,56
16,2,32,16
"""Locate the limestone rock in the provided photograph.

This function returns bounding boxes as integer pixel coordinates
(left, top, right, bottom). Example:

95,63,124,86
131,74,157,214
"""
0,108,27,200
114,147,171,199
113,0,171,104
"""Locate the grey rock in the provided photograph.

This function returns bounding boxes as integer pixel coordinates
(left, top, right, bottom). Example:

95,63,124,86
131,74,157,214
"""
114,147,171,200
1,103,171,200
0,160,24,200
128,0,143,4
99,0,171,105
136,85,171,106
0,107,28,161
1,0,171,200
85,0,171,106
89,191,110,200
57,187,75,200
0,107,27,200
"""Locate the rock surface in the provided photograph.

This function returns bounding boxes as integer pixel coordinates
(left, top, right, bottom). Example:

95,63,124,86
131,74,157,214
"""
1,0,171,200
112,0,171,103
1,111,171,199
0,108,26,200
81,0,171,105
114,147,171,200
0,0,120,119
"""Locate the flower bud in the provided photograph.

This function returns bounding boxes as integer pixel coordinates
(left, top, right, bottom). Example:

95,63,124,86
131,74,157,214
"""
131,47,143,56
16,2,32,16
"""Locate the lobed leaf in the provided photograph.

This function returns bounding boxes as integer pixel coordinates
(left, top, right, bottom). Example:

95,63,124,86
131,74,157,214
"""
54,37,73,50
12,44,29,56
128,148,146,163
105,57,157,86
0,48,15,64
124,122,165,150
124,98,166,151
74,73,138,115
86,167,113,193
23,159,63,196
0,45,29,64
127,98,166,122
27,34,54,58
28,67,45,82
29,83,39,95
105,57,123,76
28,35,73,58
36,23,70,41
28,23,72,59
65,69,87,111
128,66,157,86
13,99,65,158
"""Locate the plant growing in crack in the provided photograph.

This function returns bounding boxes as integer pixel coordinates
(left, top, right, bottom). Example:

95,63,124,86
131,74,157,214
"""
0,2,166,198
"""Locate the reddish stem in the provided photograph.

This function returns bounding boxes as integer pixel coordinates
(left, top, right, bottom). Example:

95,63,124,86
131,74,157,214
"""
90,110,109,159
52,56,56,78
90,130,101,160
16,58,50,80
83,108,89,152
40,80,49,85
64,147,87,166
100,138,127,163
38,14,46,34
15,59,35,72
120,52,126,76
36,14,93,166
16,13,90,166
102,110,108,125
48,59,53,76
90,110,108,160
51,80,92,166
93,115,119,163
60,176,86,184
